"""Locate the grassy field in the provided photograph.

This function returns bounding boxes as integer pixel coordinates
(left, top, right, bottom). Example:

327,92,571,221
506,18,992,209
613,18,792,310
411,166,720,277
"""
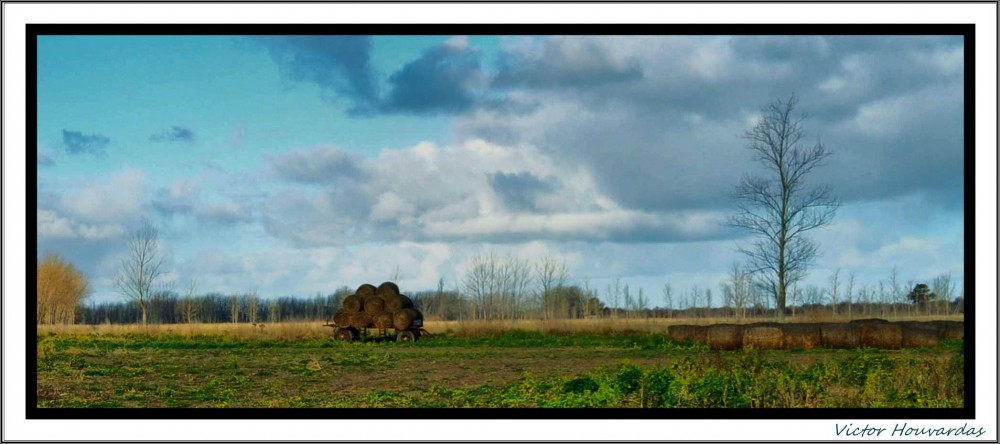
37,313,965,338
36,318,964,409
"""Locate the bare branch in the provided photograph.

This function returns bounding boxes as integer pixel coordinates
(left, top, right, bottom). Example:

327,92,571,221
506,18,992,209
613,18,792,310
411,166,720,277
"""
114,217,168,325
730,96,838,320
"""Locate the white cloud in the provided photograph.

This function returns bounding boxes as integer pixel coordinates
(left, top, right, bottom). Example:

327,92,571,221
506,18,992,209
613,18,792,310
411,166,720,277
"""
37,209,125,241
370,191,417,222
37,209,76,239
196,201,253,225
57,167,147,224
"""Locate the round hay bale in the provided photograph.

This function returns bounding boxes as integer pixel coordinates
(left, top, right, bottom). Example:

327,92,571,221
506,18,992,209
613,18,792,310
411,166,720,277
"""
349,311,372,329
356,284,376,298
363,295,385,315
821,323,860,349
780,323,822,349
332,310,351,327
899,323,941,348
932,321,964,340
342,294,363,312
859,323,902,349
747,322,782,328
706,324,744,350
850,318,890,324
376,281,400,298
742,325,783,349
373,312,394,329
667,325,707,344
384,294,414,312
896,320,936,331
392,308,423,330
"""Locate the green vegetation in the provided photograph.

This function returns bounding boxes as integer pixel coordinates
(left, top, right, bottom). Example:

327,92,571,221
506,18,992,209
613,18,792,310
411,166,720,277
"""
373,349,964,408
36,331,963,408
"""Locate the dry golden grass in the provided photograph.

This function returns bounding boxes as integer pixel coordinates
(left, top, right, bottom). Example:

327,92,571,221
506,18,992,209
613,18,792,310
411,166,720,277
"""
37,322,336,341
36,313,964,340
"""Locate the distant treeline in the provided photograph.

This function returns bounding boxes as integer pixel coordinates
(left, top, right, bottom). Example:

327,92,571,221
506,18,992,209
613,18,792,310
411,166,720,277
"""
74,285,607,325
72,285,963,326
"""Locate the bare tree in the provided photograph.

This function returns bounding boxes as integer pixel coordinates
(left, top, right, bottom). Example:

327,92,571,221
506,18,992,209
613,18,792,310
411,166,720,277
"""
636,288,648,317
247,289,260,324
729,96,839,321
181,279,199,323
661,283,674,318
857,285,872,317
723,263,752,320
846,272,856,319
623,284,633,318
228,294,240,323
536,255,568,319
463,251,533,321
689,286,702,318
268,298,281,323
606,277,622,319
464,252,493,320
827,268,840,317
803,285,825,306
114,218,168,326
932,274,955,316
889,266,901,318
705,288,713,317
789,284,799,317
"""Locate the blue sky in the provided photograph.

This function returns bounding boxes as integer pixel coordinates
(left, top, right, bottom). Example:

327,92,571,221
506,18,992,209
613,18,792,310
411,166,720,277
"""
36,34,966,305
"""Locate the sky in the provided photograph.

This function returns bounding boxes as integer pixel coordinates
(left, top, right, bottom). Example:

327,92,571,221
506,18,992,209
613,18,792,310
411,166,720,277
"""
35,34,967,305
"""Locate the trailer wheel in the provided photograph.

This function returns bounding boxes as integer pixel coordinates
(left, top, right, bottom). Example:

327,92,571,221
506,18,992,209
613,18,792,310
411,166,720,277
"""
397,330,416,342
335,327,356,342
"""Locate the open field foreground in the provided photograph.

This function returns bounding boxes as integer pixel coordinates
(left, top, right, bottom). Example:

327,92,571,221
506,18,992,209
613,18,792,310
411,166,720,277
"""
37,320,963,409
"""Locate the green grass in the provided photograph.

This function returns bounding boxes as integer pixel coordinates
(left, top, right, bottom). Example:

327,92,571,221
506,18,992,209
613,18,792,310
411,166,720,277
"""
366,350,965,408
35,331,964,408
37,329,705,351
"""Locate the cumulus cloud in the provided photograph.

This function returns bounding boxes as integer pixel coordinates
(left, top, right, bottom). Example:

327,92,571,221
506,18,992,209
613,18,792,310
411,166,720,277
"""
261,139,737,247
455,35,965,214
495,36,644,89
37,209,125,241
259,35,496,116
488,171,556,212
196,202,254,226
380,36,489,114
255,34,963,211
152,178,257,226
151,126,195,143
270,145,367,184
62,129,110,156
152,180,201,215
256,36,379,112
57,167,147,224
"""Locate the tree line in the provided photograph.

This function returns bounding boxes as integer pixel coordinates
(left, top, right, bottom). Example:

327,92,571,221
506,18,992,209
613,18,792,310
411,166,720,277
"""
39,245,962,326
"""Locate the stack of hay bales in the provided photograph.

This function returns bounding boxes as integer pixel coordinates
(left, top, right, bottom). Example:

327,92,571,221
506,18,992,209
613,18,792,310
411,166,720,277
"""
667,325,707,344
780,323,822,349
820,323,861,349
852,319,902,349
742,322,783,350
664,320,963,351
933,320,964,340
333,282,424,332
706,324,744,350
897,321,942,348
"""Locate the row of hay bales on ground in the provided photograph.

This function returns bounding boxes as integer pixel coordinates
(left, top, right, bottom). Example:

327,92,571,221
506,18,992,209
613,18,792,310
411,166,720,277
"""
667,319,964,350
332,282,424,331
